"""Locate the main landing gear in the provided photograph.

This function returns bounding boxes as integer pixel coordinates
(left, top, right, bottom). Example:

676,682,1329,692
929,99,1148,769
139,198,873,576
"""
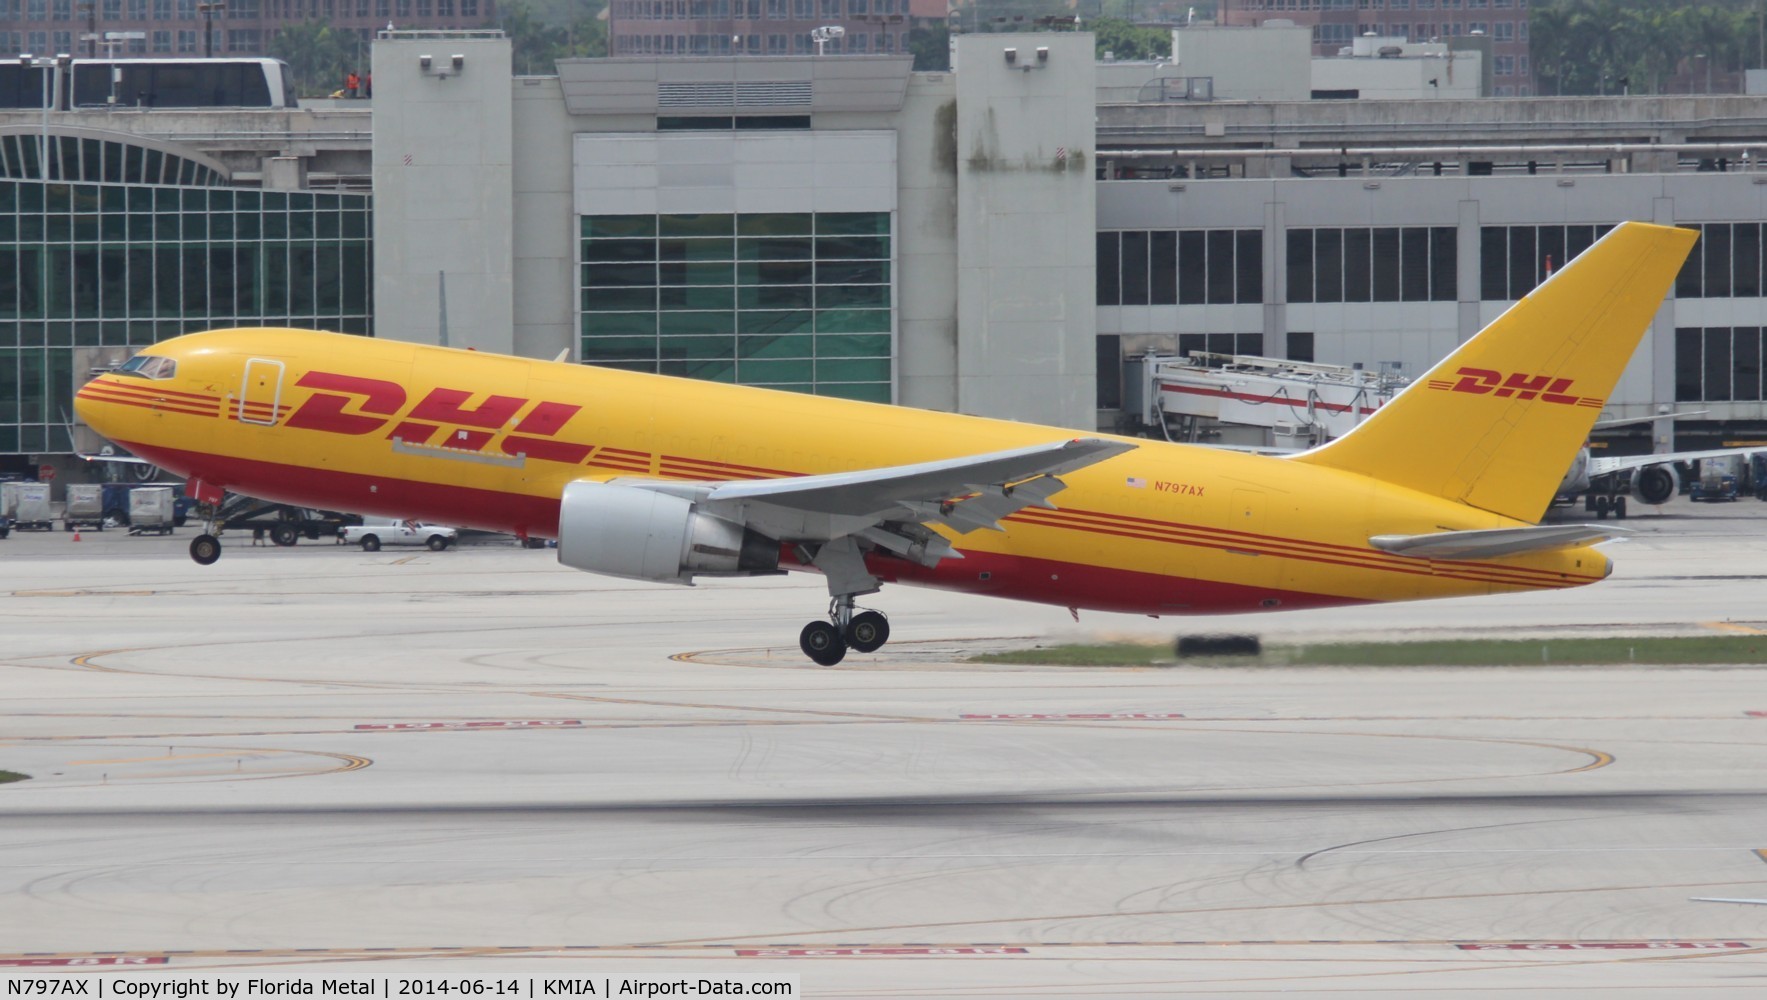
794,537,893,666
798,594,891,667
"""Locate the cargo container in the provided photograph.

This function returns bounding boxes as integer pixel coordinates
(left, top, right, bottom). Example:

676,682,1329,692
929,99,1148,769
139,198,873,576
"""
12,483,53,530
127,487,176,535
64,483,106,530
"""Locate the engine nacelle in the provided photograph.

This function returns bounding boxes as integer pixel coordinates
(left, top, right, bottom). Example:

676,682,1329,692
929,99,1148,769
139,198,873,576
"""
557,481,779,584
1631,463,1679,505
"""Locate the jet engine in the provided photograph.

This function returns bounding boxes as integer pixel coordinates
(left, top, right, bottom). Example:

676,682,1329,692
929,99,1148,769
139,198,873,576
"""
1631,463,1679,505
556,480,780,584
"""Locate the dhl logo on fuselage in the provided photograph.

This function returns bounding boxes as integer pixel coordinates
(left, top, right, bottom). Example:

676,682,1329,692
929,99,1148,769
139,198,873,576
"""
281,370,592,464
1424,366,1604,409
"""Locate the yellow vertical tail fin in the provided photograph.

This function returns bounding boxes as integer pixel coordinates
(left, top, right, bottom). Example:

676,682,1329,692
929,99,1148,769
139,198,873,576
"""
1293,221,1698,523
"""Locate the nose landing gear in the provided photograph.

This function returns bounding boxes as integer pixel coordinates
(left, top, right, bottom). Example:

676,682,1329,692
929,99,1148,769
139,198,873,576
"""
798,594,891,666
184,478,227,566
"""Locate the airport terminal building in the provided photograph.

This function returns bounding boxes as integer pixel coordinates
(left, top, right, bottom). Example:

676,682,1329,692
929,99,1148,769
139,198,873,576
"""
10,27,1767,482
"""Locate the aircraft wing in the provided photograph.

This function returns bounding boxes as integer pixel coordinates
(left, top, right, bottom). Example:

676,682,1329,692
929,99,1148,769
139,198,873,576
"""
706,438,1133,519
617,438,1136,584
1588,447,1759,479
1370,524,1628,560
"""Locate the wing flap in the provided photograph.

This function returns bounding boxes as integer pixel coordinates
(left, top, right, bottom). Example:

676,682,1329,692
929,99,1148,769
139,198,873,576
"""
1370,524,1626,560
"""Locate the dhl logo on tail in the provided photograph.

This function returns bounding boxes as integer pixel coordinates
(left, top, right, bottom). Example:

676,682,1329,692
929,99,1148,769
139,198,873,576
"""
1425,367,1604,408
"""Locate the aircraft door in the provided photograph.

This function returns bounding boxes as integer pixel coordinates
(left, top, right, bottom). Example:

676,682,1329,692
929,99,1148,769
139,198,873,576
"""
238,358,286,426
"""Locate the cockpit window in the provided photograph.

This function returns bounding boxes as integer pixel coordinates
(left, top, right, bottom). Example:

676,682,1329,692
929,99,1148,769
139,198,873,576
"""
116,354,176,380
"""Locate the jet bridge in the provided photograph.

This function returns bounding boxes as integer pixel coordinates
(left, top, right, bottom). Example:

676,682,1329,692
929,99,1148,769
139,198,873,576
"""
1126,353,1408,449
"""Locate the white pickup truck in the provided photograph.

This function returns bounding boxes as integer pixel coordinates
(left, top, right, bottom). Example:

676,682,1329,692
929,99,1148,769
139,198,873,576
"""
341,519,459,552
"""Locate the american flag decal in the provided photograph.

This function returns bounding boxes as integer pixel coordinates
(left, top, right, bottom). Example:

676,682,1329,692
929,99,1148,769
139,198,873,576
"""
1126,476,1146,488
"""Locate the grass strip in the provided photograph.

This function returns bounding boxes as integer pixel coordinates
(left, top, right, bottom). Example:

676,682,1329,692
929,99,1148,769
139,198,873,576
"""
0,771,28,785
970,634,1767,667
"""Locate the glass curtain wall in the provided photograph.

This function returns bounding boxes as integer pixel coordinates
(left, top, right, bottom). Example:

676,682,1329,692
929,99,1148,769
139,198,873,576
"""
579,211,893,403
0,176,372,454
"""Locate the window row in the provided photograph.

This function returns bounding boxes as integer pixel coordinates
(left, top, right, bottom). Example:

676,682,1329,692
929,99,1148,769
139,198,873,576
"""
1096,230,1263,306
1675,327,1767,403
1674,223,1767,300
0,136,224,186
610,0,904,15
0,243,372,320
1289,226,1456,303
587,260,885,286
1479,224,1614,301
1,213,370,244
584,213,888,240
584,237,888,265
584,308,888,338
613,32,898,54
0,317,368,349
585,285,887,312
0,181,367,215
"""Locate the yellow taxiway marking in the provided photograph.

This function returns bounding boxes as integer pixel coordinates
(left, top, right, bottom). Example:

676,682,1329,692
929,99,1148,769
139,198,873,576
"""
71,751,278,766
1705,621,1767,635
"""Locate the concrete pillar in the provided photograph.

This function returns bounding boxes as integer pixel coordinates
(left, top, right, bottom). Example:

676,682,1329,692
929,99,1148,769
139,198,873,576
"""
371,34,515,352
953,32,1097,428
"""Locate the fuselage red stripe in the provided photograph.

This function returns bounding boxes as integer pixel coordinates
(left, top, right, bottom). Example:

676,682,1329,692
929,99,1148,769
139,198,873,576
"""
660,454,796,478
1006,511,1580,590
88,378,222,404
76,390,217,419
1042,504,1589,583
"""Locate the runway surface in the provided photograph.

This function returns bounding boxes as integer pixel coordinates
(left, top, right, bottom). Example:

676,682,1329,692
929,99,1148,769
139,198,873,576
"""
7,504,1767,996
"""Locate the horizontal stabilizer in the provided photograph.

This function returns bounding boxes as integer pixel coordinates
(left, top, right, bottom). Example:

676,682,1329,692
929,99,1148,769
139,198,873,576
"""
1370,524,1627,560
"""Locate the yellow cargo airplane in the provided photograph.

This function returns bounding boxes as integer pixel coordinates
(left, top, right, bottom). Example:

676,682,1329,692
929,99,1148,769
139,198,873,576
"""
74,221,1695,664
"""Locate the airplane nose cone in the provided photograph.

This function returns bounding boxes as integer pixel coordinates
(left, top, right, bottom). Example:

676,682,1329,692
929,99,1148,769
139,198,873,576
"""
73,379,105,431
74,376,125,442
1602,554,1614,579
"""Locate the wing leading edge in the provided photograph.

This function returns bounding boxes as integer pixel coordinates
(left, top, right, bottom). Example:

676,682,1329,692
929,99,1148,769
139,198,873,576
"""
611,437,1137,596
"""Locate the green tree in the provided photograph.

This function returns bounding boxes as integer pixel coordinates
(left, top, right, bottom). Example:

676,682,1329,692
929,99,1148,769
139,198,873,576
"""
269,21,351,97
1534,0,1761,95
502,0,607,74
908,23,951,71
1089,16,1169,61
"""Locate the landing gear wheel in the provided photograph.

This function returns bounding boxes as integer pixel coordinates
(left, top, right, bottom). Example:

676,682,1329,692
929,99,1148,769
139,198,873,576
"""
270,523,299,547
799,620,847,666
1594,494,1611,519
844,610,890,653
189,534,221,566
1613,495,1628,519
361,535,381,552
426,534,447,552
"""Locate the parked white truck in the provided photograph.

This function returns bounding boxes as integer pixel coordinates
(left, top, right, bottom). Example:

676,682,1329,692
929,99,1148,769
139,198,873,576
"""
340,519,458,552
